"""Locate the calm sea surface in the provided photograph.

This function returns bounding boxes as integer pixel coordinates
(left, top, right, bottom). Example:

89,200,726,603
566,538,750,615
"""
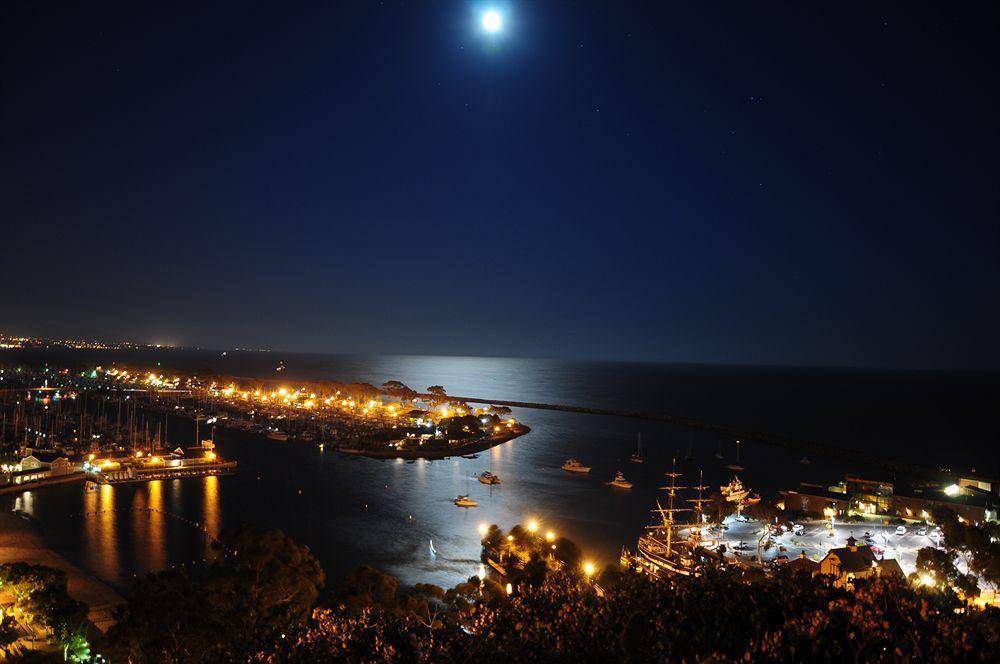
2,349,998,593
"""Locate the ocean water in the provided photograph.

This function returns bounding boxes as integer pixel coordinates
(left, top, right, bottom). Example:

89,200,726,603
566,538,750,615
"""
2,349,998,593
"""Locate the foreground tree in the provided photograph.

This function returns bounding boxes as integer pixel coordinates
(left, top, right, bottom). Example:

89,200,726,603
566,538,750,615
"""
0,562,88,658
105,526,324,663
276,568,1000,663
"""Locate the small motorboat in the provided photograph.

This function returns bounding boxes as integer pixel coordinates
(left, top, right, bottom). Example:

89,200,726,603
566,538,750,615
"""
799,456,810,465
454,494,478,507
267,430,289,441
561,459,591,473
478,471,501,485
84,480,100,492
606,470,633,489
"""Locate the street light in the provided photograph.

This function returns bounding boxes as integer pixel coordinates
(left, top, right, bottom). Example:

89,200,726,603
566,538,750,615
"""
527,519,539,534
583,561,595,577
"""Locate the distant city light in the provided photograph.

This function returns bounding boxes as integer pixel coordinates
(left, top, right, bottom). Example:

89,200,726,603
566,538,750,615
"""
944,484,961,497
482,10,502,33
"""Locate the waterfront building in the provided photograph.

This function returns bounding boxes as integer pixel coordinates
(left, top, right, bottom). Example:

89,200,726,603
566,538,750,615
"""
783,550,820,574
781,482,849,517
818,536,906,588
893,485,996,525
844,474,894,515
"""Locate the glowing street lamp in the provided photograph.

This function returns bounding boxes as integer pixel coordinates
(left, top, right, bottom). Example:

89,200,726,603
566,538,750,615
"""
527,519,539,534
478,523,489,537
545,530,555,542
583,561,595,577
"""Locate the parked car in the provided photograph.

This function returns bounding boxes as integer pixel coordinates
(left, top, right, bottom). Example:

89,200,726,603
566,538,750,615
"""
895,525,907,536
792,524,805,535
916,527,927,537
871,544,885,555
773,554,789,566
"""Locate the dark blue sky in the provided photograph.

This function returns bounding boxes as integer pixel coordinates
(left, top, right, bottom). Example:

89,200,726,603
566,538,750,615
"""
2,2,998,368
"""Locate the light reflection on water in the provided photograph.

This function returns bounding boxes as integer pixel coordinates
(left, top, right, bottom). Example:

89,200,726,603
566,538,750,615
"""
83,484,119,582
203,475,221,542
2,354,996,594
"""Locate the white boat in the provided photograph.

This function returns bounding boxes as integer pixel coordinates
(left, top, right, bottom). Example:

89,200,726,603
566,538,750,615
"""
630,433,644,464
720,476,761,509
267,430,289,441
561,459,591,473
725,439,744,471
478,471,501,485
607,470,633,489
454,494,478,507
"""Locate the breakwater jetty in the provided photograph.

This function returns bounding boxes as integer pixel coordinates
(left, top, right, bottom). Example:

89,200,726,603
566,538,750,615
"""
408,392,946,478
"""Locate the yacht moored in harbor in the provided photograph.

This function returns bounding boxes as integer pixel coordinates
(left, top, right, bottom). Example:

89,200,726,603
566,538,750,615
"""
607,470,633,489
454,494,478,507
561,459,591,473
478,471,501,485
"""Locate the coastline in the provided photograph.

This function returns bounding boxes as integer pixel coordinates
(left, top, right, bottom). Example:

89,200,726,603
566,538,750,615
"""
337,424,531,460
0,511,123,633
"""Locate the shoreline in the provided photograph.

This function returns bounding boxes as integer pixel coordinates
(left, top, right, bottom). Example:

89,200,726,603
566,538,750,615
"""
337,424,531,460
0,511,123,634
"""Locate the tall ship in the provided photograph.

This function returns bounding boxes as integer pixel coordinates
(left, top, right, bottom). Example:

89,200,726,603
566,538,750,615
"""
720,475,760,515
622,463,720,577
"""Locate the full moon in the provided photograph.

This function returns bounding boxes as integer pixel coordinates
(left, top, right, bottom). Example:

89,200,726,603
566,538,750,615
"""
482,10,502,33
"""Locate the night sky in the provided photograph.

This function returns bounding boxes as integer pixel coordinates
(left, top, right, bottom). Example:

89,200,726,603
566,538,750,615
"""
2,2,998,368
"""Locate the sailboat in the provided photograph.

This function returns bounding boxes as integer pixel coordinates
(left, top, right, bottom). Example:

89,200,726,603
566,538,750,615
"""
720,475,761,515
626,459,718,577
478,471,501,485
630,433,644,464
429,540,437,558
725,439,745,472
454,476,478,507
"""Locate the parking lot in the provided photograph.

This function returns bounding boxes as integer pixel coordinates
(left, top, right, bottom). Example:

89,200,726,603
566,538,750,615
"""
717,518,943,575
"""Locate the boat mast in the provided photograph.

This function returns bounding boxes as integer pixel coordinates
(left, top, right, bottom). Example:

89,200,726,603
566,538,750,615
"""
653,458,688,555
688,470,711,545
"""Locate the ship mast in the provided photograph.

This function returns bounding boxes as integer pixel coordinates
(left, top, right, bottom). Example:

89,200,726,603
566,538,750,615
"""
649,458,689,555
687,470,711,545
